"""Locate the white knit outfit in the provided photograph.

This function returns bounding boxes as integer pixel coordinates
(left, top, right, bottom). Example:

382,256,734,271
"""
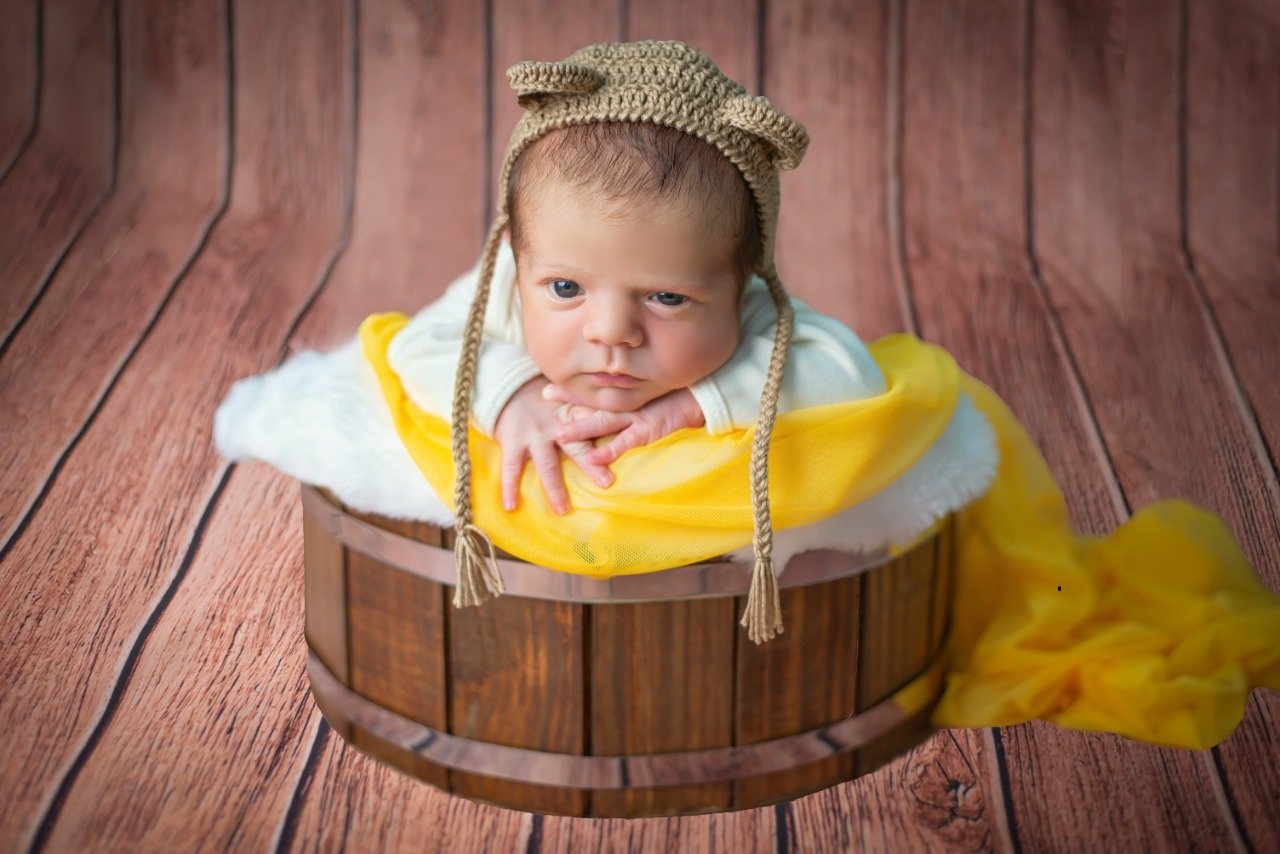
388,241,886,432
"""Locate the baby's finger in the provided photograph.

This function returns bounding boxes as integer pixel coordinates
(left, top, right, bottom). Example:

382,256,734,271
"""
561,440,615,488
541,383,580,406
529,442,570,515
555,410,630,443
553,402,593,425
501,446,527,512
586,425,649,465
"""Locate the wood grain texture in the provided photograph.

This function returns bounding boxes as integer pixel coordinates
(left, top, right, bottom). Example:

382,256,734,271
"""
904,0,1240,851
731,577,860,809
41,466,318,851
0,0,227,556
289,0,487,352
790,728,1006,852
852,547,937,781
766,0,908,338
0,0,352,848
589,598,735,816
283,724,535,854
0,0,113,346
344,515,448,765
929,519,954,656
0,0,37,177
447,594,587,815
1186,0,1280,468
0,225,348,849
539,808,777,853
857,548,935,710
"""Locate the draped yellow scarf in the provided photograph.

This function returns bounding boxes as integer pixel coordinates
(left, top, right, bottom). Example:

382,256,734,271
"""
361,312,1280,750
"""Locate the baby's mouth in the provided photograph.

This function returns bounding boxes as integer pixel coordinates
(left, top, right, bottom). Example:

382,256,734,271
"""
584,371,644,388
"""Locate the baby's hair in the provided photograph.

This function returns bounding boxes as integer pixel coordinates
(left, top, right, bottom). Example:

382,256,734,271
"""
506,122,763,287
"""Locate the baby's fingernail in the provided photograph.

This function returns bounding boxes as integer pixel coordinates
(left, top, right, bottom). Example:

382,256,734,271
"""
596,473,613,487
503,499,515,511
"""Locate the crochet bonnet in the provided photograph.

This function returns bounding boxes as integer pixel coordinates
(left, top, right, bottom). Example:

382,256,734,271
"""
449,40,810,642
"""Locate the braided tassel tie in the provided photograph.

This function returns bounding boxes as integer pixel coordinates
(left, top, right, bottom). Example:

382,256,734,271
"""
449,213,511,609
740,265,795,644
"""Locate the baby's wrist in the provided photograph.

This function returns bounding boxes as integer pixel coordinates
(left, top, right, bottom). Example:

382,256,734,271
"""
494,376,550,429
676,387,706,428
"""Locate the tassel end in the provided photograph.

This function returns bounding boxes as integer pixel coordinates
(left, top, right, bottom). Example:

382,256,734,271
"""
740,557,784,643
453,524,505,608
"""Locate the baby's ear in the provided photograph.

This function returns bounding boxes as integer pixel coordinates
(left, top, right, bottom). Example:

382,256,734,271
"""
717,94,809,171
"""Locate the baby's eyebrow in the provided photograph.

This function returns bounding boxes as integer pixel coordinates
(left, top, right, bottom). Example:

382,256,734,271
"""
523,257,591,278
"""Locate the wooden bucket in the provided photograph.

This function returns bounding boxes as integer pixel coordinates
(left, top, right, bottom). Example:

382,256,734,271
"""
302,485,954,816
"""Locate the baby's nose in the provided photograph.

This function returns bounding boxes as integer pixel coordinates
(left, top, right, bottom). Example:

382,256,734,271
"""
583,300,643,348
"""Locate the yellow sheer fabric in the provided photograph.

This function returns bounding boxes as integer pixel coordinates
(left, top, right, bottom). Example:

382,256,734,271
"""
943,380,1280,749
362,312,959,574
361,312,1280,749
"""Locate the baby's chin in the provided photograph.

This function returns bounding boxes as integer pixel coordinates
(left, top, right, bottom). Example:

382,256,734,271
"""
570,383,666,413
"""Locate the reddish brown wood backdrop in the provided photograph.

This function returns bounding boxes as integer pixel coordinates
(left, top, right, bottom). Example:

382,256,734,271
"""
0,0,1276,850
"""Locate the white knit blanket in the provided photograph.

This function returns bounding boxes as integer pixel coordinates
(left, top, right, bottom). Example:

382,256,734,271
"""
214,337,998,571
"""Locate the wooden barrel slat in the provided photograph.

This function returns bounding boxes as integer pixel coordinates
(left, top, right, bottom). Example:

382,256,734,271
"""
731,576,861,809
303,488,947,816
346,529,449,790
857,536,937,711
930,520,955,658
303,495,351,740
448,595,588,816
589,598,736,816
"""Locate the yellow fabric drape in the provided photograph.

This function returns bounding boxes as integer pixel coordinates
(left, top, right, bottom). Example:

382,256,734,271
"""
361,312,960,575
360,312,1280,750
942,380,1280,749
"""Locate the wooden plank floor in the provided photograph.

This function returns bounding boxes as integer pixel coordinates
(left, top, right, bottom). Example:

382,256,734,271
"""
1,0,1276,850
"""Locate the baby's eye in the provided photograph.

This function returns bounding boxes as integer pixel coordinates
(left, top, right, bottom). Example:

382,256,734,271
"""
550,279,582,299
650,292,687,307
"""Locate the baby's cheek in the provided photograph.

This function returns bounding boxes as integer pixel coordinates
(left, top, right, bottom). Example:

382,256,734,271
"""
523,315,574,381
669,322,739,383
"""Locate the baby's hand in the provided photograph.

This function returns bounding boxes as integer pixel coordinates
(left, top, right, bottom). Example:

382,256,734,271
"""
547,386,706,466
493,378,615,514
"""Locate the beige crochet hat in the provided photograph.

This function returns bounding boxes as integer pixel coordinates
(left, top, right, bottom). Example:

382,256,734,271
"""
449,40,810,643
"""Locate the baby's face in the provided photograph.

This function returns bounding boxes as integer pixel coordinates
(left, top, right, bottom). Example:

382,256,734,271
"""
513,176,744,413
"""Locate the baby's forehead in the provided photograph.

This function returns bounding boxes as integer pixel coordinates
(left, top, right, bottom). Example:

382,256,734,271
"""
519,171,739,237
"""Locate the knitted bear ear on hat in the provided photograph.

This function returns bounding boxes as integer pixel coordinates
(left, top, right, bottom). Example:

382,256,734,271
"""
717,94,810,171
507,60,606,108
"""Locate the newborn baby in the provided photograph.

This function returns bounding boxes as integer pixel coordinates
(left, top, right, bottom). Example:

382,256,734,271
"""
387,120,885,516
